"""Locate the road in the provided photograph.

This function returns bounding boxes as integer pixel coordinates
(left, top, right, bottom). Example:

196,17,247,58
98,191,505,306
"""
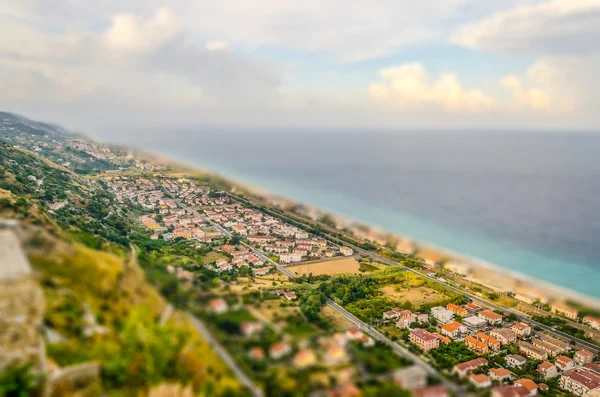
187,314,264,397
180,199,461,394
226,193,600,353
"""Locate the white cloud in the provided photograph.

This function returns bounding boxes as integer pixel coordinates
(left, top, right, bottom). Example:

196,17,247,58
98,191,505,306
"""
500,61,574,112
452,0,600,57
206,41,230,51
103,7,180,52
368,63,495,112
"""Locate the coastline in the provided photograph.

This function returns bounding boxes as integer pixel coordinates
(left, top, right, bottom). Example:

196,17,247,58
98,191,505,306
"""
132,146,600,310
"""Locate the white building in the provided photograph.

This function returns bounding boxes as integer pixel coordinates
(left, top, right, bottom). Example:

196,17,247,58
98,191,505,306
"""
430,306,454,324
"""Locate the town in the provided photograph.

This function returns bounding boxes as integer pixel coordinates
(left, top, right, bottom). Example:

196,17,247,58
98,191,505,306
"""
1,116,600,397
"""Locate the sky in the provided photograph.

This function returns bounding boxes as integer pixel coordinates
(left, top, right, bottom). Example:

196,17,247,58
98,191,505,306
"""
1,0,599,134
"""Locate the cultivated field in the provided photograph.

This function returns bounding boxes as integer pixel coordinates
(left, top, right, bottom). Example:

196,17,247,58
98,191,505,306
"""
287,257,362,276
380,285,446,307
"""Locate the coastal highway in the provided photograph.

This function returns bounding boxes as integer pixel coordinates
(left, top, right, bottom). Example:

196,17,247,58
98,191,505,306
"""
224,193,600,354
179,199,462,393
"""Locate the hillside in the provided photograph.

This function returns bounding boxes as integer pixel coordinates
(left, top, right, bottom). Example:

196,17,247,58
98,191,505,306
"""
0,139,244,396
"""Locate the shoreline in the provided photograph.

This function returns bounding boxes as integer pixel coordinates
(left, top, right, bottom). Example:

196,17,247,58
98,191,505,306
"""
121,144,600,309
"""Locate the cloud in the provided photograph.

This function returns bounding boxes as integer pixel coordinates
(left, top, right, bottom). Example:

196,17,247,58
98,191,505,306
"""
206,41,230,51
368,63,495,112
0,7,280,111
452,0,600,57
103,7,180,52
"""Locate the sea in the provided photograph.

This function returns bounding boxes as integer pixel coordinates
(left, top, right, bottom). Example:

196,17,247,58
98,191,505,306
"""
110,128,600,299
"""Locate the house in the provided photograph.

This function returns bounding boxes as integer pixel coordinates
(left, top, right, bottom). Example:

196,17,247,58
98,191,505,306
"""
574,350,595,366
393,365,428,390
340,246,354,256
518,341,548,360
465,303,482,314
537,362,558,380
452,358,488,378
490,328,517,345
409,329,440,351
532,337,566,357
479,309,504,325
396,314,417,329
284,291,297,301
477,332,502,351
417,313,430,324
279,253,302,264
359,335,375,347
511,322,532,338
324,343,347,365
293,349,317,369
551,304,578,320
383,307,407,321
465,335,489,354
537,334,569,352
463,315,488,331
252,267,270,276
430,306,454,324
469,374,492,389
583,316,600,331
248,347,265,360
441,321,467,339
208,298,228,314
556,356,576,372
215,258,228,267
559,365,600,396
413,386,449,397
432,332,451,345
515,379,538,396
346,327,363,341
241,321,263,337
490,368,513,383
231,224,247,235
447,303,468,317
505,354,527,369
491,386,530,397
269,342,292,359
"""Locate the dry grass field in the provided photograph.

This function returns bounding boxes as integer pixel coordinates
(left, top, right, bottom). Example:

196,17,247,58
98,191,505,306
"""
379,285,446,307
287,257,361,276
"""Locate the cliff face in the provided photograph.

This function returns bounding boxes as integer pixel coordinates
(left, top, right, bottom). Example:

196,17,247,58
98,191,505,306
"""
0,225,46,373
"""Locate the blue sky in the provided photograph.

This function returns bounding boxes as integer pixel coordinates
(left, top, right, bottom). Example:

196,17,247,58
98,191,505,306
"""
0,0,599,132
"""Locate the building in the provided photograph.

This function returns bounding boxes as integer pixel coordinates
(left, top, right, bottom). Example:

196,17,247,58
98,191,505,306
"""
490,368,513,383
441,321,467,339
491,386,530,397
463,315,488,331
396,314,418,329
269,342,292,359
515,379,538,396
537,361,558,380
284,291,297,301
241,321,263,337
409,328,440,351
505,354,527,369
532,336,567,357
511,323,532,338
293,349,317,369
393,365,428,390
490,328,517,345
346,327,364,341
447,303,468,317
340,246,354,256
248,347,265,361
575,350,595,366
413,386,449,397
469,374,492,389
478,309,503,325
383,307,408,321
465,335,489,354
452,358,488,378
556,356,576,372
518,341,548,360
430,306,454,324
279,253,302,263
559,365,600,396
551,304,579,320
432,332,451,345
477,332,502,351
583,316,600,331
208,298,229,314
